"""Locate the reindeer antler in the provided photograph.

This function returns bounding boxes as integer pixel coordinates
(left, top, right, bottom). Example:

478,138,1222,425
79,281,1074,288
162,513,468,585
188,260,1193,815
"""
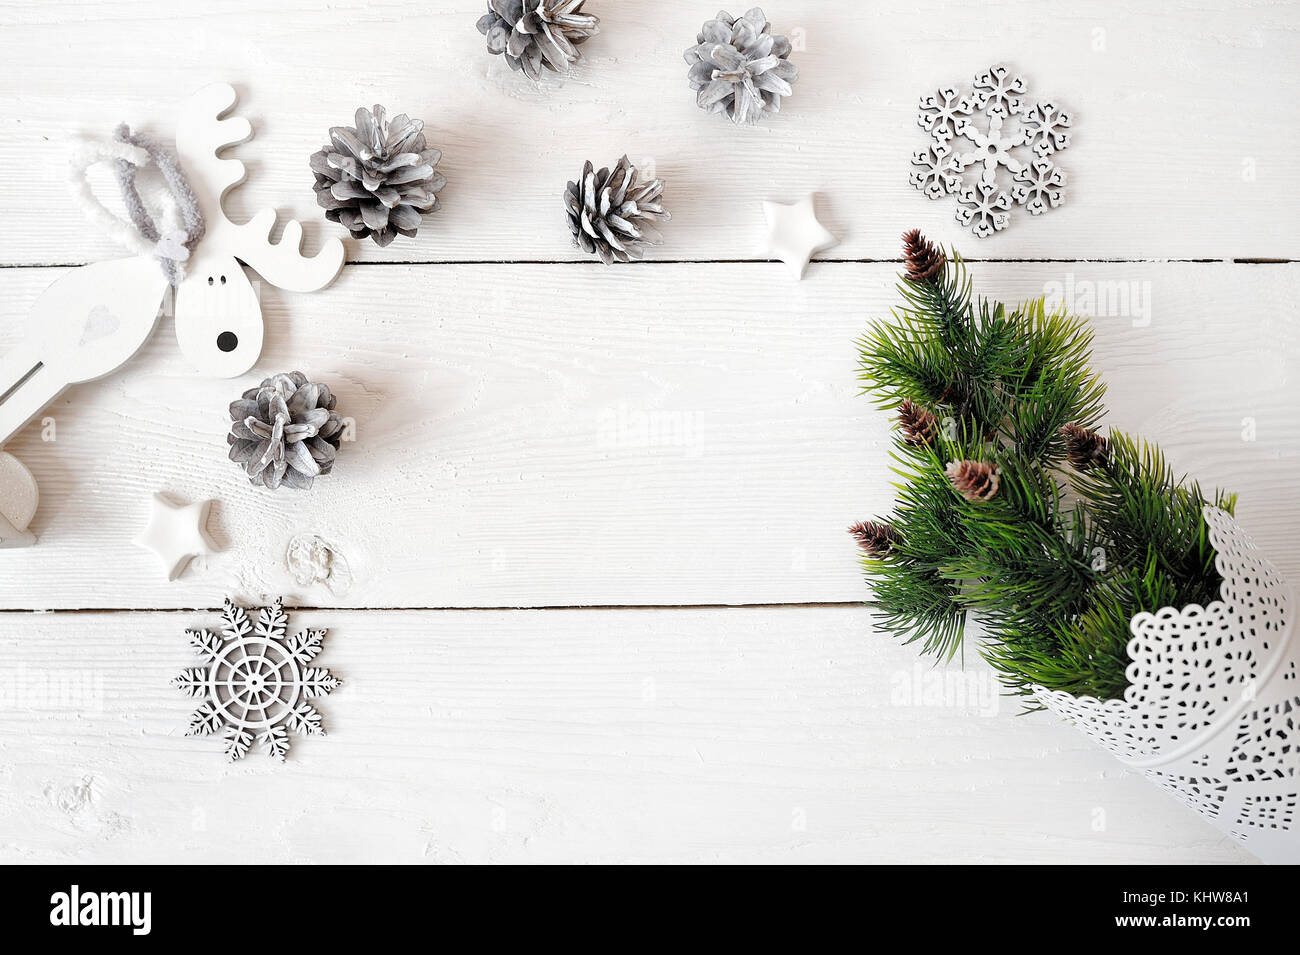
175,83,344,292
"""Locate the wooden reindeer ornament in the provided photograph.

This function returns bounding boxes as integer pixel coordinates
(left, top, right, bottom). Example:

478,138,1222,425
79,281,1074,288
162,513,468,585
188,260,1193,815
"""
0,83,345,451
0,83,344,547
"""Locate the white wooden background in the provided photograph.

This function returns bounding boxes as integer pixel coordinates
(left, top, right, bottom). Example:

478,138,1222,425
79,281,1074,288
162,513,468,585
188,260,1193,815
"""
1,0,1296,864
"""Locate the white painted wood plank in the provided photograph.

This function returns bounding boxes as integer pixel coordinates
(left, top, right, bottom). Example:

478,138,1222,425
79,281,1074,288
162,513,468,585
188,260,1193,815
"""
0,0,1296,264
0,606,1253,863
1,260,1295,610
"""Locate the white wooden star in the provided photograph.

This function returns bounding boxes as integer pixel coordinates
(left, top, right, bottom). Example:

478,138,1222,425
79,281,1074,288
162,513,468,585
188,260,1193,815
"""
133,493,219,581
762,195,838,279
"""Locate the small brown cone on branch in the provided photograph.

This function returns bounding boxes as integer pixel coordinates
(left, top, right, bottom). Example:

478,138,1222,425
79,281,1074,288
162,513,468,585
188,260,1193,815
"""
1061,424,1110,470
946,460,999,502
902,228,946,284
848,520,901,556
898,399,940,447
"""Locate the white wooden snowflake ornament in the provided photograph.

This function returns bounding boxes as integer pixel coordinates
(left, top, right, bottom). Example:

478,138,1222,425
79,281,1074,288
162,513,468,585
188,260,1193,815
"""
173,598,340,762
133,492,219,581
954,110,1024,183
912,63,1073,236
762,195,838,279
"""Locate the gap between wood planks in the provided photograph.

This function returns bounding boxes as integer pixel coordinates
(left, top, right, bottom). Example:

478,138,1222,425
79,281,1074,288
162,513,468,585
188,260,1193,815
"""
1,601,875,615
0,258,1295,269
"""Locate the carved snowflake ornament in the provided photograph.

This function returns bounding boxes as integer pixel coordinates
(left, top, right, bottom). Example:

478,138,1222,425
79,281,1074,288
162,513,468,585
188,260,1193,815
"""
173,597,340,761
911,64,1072,237
1034,508,1300,864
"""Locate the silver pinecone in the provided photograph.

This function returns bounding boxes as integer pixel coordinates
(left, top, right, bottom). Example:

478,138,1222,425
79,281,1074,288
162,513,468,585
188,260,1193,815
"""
684,7,798,125
310,105,445,247
564,156,669,264
476,0,599,80
228,372,345,491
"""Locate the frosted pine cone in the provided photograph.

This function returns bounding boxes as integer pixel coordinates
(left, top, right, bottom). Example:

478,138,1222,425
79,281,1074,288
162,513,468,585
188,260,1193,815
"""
476,0,599,80
228,372,345,491
684,7,798,125
564,156,669,264
310,105,445,247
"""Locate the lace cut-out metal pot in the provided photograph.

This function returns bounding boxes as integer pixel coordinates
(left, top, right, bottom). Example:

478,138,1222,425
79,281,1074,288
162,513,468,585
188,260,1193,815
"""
1034,507,1297,863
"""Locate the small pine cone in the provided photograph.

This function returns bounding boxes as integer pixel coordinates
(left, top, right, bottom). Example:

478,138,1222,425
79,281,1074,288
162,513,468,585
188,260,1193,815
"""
1061,423,1110,470
564,156,670,264
902,228,946,284
946,459,999,502
310,105,445,247
848,520,901,556
476,0,599,80
228,372,345,491
898,399,940,447
684,7,798,125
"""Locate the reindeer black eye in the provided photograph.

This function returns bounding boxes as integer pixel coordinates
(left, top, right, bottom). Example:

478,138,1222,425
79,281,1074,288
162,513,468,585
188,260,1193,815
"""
217,332,238,353
207,276,214,286
220,275,227,285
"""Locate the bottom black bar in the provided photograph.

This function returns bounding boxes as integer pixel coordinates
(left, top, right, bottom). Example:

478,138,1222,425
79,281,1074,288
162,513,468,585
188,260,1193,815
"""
0,865,1279,940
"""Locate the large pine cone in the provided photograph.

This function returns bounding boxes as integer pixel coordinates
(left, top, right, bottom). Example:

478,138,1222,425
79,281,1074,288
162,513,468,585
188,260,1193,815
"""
310,105,445,248
564,156,669,264
476,0,599,80
684,7,798,125
228,372,344,491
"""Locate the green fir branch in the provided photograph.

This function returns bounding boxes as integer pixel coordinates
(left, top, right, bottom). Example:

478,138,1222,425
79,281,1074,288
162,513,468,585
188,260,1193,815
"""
853,236,1234,702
